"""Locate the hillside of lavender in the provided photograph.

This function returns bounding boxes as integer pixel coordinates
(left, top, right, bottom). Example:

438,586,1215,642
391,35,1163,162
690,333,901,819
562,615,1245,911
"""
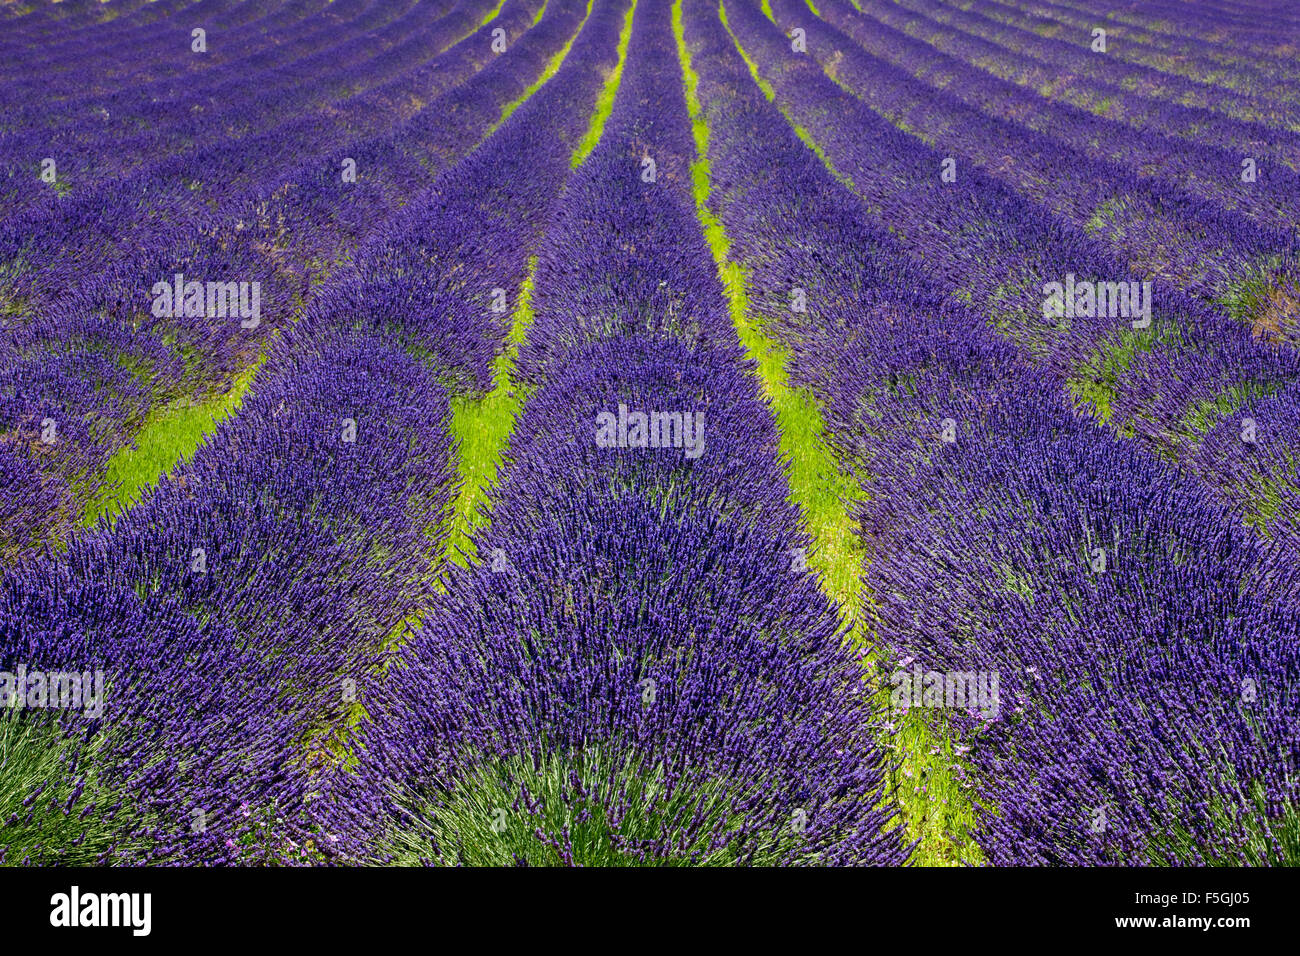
1,0,1297,867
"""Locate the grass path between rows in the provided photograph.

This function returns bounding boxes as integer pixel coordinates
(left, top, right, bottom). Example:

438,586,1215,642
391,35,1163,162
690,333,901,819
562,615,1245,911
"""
445,260,540,568
82,359,263,528
680,0,983,865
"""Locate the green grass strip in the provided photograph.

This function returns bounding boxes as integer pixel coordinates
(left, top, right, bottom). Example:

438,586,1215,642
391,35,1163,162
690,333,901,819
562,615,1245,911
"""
82,359,262,528
493,0,597,132
571,0,637,167
338,268,540,751
444,0,643,568
1066,327,1156,430
680,2,863,620
479,0,511,28
338,0,643,756
445,259,540,569
702,0,983,866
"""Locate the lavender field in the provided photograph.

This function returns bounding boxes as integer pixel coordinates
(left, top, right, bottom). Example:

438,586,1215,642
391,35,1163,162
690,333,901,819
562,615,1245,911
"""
1,0,1297,868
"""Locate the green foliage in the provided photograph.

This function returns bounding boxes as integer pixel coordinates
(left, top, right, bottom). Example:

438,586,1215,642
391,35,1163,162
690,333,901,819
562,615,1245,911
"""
0,709,126,866
381,747,810,866
82,361,261,528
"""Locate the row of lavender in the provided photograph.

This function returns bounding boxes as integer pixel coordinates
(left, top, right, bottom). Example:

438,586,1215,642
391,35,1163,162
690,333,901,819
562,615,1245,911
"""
862,0,1300,160
0,0,628,863
800,0,1300,339
749,0,1300,546
841,0,1300,236
0,0,581,563
967,0,1300,100
322,0,909,866
1,323,456,864
1,1,456,209
686,0,1299,864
